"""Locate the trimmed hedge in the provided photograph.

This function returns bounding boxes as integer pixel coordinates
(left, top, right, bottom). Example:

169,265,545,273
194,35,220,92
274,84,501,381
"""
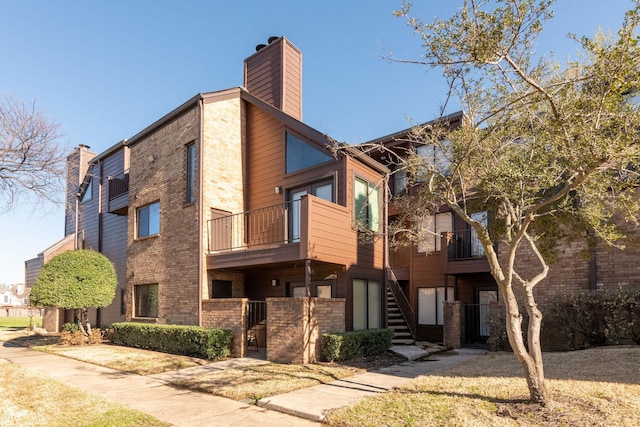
321,329,393,362
552,290,640,349
108,322,232,360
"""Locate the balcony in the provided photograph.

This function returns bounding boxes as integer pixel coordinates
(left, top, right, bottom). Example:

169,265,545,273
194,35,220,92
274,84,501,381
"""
445,229,491,274
107,173,129,215
209,200,298,252
207,195,358,270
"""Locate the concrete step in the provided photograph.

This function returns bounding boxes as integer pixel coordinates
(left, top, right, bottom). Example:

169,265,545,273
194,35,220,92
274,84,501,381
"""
391,338,415,345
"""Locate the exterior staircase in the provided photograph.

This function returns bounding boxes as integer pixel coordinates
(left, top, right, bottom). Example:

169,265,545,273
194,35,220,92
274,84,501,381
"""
387,287,415,345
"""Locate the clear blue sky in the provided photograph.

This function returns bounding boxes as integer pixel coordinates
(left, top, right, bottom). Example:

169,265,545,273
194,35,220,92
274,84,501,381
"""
0,0,634,285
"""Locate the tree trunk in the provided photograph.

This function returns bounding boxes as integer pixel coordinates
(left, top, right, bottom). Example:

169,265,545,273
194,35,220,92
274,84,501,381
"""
502,285,550,406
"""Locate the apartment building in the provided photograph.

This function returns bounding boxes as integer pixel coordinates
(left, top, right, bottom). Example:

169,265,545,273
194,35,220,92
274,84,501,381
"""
27,37,388,361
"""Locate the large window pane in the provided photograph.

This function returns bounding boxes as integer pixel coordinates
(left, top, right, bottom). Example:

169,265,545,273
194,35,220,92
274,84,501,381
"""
138,202,160,238
186,143,195,203
135,284,158,318
352,279,367,330
286,133,332,174
354,178,380,232
367,280,381,329
418,287,453,325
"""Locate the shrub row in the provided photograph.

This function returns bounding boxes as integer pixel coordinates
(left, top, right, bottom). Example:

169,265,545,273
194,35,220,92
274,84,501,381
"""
321,329,393,362
108,322,232,360
552,290,640,349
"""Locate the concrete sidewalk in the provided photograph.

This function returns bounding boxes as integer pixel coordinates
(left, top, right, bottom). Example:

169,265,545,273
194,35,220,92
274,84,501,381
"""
0,342,319,427
257,348,486,422
1,341,486,426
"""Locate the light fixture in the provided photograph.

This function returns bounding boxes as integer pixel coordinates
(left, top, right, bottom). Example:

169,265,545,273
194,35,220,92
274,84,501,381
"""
274,186,281,194
146,154,156,163
271,279,278,287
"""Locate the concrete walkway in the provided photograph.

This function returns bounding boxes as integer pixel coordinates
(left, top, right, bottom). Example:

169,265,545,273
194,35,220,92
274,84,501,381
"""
0,341,486,425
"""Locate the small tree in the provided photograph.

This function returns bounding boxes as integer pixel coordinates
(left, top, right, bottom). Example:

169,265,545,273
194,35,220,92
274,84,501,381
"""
0,95,66,211
30,250,117,336
343,0,640,406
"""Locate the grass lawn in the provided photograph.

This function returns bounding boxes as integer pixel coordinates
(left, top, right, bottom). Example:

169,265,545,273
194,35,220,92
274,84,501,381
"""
0,316,42,329
324,346,640,426
0,360,169,427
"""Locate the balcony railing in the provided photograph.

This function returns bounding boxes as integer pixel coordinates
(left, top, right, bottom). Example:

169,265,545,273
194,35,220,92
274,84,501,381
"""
447,228,486,261
208,200,300,252
108,173,129,200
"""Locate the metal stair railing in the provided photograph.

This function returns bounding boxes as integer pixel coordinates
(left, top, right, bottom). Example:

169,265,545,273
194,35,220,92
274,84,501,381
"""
386,268,416,340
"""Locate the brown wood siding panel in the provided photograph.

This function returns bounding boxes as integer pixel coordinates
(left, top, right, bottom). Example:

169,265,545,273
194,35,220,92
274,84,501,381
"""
246,105,286,210
245,51,283,109
282,41,302,119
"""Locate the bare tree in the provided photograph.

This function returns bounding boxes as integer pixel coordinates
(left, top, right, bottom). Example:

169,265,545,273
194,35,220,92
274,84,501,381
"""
0,95,66,211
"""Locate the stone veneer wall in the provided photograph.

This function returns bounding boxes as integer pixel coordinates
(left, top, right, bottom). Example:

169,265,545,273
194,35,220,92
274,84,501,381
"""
266,298,345,364
201,298,247,357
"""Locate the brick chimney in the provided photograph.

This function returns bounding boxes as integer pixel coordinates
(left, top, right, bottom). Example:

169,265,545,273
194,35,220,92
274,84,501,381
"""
244,36,302,121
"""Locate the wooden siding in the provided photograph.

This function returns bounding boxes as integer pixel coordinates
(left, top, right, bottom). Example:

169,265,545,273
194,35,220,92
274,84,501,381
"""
244,37,302,120
96,149,128,326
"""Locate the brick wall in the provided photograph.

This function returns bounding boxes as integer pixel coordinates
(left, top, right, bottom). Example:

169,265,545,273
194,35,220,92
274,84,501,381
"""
443,300,462,349
127,107,201,325
266,298,345,363
201,298,247,357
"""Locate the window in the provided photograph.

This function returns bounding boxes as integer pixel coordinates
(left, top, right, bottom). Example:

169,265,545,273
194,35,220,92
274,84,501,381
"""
418,212,453,253
392,168,407,196
285,132,333,174
137,202,160,238
81,176,93,202
415,140,451,179
134,284,158,318
186,143,195,203
470,211,488,257
120,289,125,315
352,279,381,330
354,177,381,232
418,287,454,325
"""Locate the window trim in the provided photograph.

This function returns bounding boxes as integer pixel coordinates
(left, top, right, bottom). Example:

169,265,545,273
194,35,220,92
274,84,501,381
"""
353,176,381,232
137,201,160,239
134,283,159,318
185,142,196,204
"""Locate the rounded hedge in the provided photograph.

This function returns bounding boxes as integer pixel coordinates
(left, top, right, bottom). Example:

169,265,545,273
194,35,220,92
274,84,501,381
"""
30,249,117,309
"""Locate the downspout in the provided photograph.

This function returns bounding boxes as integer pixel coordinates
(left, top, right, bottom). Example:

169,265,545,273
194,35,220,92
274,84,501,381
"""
96,159,103,327
383,172,390,327
198,98,204,326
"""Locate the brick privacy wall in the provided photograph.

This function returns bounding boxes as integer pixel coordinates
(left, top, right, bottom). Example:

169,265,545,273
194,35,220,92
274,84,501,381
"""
443,301,462,349
266,298,345,364
127,107,200,325
201,298,247,357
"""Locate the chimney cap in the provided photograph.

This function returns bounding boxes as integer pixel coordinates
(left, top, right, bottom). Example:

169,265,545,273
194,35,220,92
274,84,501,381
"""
268,36,280,44
255,44,267,52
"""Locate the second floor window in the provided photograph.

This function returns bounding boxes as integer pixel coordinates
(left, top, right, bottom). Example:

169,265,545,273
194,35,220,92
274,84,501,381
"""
354,177,381,232
186,143,195,203
138,202,160,238
417,212,453,253
285,132,332,174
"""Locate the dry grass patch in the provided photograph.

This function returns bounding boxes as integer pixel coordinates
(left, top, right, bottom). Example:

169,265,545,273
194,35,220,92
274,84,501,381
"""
39,344,209,375
0,360,168,427
326,346,640,426
174,362,364,402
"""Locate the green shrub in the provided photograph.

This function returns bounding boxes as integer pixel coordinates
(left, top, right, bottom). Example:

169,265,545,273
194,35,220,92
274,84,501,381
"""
62,322,80,333
109,322,233,360
551,290,640,349
321,329,393,362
